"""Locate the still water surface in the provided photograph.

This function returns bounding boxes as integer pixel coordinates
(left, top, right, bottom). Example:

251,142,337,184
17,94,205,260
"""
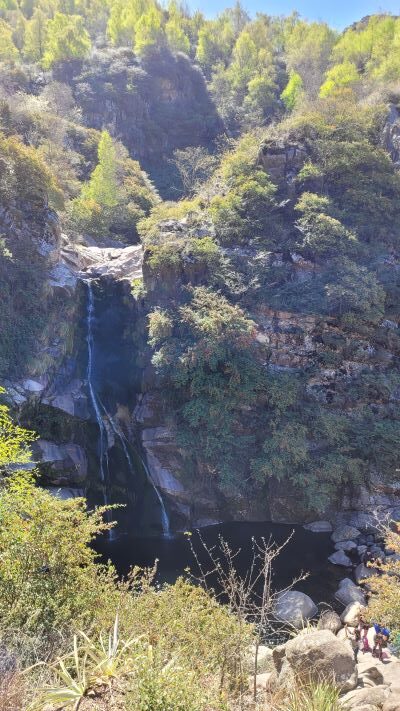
96,520,343,609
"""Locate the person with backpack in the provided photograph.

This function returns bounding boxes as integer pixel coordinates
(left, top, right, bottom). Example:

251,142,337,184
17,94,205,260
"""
372,623,390,661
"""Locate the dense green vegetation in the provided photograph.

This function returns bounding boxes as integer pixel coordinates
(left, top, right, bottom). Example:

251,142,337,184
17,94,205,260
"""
0,1,399,512
0,4,400,709
0,395,251,709
141,96,400,509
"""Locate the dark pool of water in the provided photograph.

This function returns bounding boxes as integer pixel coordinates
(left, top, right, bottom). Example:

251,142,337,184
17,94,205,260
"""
95,520,343,609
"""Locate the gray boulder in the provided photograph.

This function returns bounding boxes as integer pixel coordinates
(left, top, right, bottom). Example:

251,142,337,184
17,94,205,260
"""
356,659,384,687
274,591,317,628
341,686,389,709
390,507,400,521
355,563,376,585
336,581,366,607
346,513,380,534
282,630,357,691
335,540,357,552
329,550,352,567
331,525,361,543
383,697,400,711
244,644,273,674
33,440,88,484
340,601,366,625
303,520,333,533
317,610,342,633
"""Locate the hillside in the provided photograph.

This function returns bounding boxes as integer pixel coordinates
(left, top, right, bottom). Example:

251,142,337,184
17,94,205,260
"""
0,4,399,528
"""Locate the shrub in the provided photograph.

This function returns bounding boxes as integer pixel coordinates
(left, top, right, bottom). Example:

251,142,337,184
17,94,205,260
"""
0,470,118,638
365,525,400,639
276,679,342,711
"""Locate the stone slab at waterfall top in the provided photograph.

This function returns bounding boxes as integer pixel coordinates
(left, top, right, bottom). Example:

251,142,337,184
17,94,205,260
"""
61,243,143,282
274,590,318,628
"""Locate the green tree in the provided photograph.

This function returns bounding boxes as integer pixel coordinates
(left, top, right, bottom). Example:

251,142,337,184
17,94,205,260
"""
195,18,233,75
281,71,303,110
134,6,165,57
165,16,190,54
229,30,259,91
149,286,266,488
294,191,358,258
42,12,91,68
325,257,385,322
243,72,277,123
0,389,35,470
82,130,119,208
23,7,48,62
285,20,337,98
0,19,19,61
107,0,148,46
319,61,359,98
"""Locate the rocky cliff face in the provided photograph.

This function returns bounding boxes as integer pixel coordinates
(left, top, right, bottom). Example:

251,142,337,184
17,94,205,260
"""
65,47,222,197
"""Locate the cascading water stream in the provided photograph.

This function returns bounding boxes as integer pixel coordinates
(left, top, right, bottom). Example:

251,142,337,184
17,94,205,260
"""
85,280,114,538
140,454,171,537
99,401,170,537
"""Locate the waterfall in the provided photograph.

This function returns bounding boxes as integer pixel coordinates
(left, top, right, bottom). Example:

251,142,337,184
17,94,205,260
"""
99,401,170,537
85,281,114,538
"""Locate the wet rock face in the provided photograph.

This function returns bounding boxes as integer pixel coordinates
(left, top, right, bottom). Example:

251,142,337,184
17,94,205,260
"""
33,439,87,486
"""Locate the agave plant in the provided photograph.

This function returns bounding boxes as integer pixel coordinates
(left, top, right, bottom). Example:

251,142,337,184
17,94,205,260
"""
36,636,91,710
79,614,145,684
32,615,145,710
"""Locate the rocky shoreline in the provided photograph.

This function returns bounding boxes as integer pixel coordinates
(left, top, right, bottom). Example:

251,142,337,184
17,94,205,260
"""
252,607,400,710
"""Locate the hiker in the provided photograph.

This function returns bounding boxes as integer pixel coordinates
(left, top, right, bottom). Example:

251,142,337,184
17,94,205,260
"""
345,623,362,661
372,623,390,661
358,617,371,653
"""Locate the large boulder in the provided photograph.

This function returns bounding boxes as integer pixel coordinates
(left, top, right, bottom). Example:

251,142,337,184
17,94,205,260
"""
331,525,361,543
341,686,389,708
317,610,342,634
244,644,273,674
303,520,333,533
340,601,366,626
33,440,87,485
346,512,380,534
281,630,357,691
274,591,317,628
356,659,384,687
383,694,400,711
354,563,376,584
329,550,352,567
335,540,357,552
336,580,366,607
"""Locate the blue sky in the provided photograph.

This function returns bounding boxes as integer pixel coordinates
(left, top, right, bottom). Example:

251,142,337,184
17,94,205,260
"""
186,1,400,29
